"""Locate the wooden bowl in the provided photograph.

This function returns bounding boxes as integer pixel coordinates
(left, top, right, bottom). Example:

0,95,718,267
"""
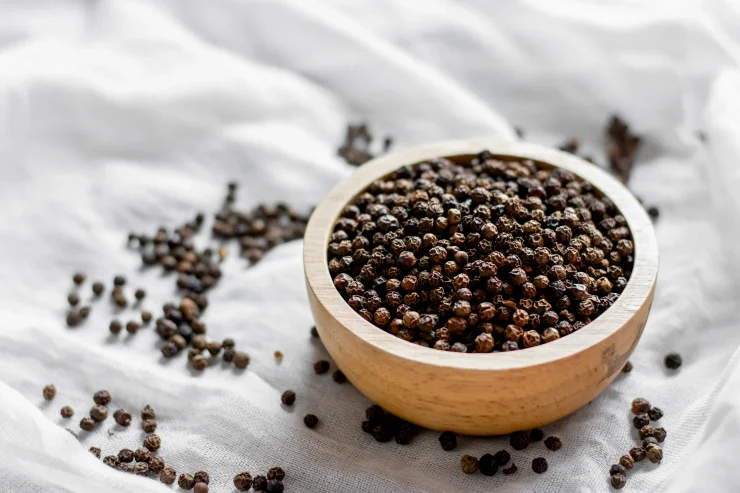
304,139,658,435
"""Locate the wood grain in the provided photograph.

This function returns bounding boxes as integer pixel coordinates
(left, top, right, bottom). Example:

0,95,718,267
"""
304,139,658,435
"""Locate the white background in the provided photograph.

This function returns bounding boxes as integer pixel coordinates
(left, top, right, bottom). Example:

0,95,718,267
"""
1,0,740,492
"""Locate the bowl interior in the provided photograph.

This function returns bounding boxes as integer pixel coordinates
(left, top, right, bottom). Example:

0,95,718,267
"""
304,139,658,371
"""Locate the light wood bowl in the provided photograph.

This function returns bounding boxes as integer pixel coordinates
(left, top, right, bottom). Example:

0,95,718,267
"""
304,139,658,435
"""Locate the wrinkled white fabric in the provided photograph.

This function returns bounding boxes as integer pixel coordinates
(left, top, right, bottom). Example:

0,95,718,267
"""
1,0,739,491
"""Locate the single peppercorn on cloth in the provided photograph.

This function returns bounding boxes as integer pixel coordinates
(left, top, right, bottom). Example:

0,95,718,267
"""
1,1,740,492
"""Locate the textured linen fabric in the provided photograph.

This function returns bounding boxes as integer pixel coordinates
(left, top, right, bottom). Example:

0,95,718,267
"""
1,0,740,492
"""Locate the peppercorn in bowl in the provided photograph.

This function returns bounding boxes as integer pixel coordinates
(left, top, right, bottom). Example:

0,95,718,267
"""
304,139,658,435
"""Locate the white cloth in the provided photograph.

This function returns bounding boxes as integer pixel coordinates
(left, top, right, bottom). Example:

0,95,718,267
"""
1,1,739,491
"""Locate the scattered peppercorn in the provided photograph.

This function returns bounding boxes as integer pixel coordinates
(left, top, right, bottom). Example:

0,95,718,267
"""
193,471,210,484
648,406,663,421
90,405,108,422
92,282,104,296
117,462,131,473
266,479,283,493
134,288,146,301
103,455,119,468
611,473,627,489
313,360,330,374
126,321,141,334
149,456,166,474
109,320,122,334
234,352,250,369
544,436,562,451
310,326,319,338
493,450,510,466
528,428,544,442
68,293,80,307
60,405,74,418
461,454,479,474
118,449,134,463
141,404,156,420
253,475,268,492
73,273,86,285
647,206,660,220
619,455,635,470
133,462,149,476
438,431,457,451
66,311,82,327
631,398,650,414
93,390,111,406
281,390,296,406
479,453,498,476
222,348,235,362
113,275,126,287
653,427,667,442
304,414,319,428
503,463,518,475
642,437,659,448
89,446,101,458
160,467,177,485
113,408,132,426
43,384,56,401
80,417,95,431
630,446,646,462
192,354,208,370
622,361,633,373
646,444,663,463
633,413,650,429
532,457,548,474
332,369,347,383
234,472,253,491
267,467,285,481
178,472,196,490
509,431,529,451
134,447,151,463
79,305,91,318
143,433,161,452
610,464,626,476
665,352,682,369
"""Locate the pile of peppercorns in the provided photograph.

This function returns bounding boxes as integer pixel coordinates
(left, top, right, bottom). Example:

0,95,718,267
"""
609,398,667,489
329,151,635,352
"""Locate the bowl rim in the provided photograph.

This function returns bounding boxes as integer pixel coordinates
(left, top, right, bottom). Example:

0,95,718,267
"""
304,139,658,371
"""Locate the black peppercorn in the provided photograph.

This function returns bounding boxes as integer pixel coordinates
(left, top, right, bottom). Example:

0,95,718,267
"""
653,427,667,442
73,273,86,285
125,321,140,334
143,419,158,433
646,444,663,463
544,436,562,451
109,320,122,334
438,431,457,451
304,414,319,428
68,293,80,307
141,404,156,420
332,369,347,383
79,417,95,431
253,475,268,491
630,446,646,462
43,384,56,401
493,450,510,466
267,466,285,481
79,305,91,318
631,398,650,414
648,406,663,421
665,352,682,369
313,360,330,374
281,390,296,406
622,361,633,373
310,326,319,337
113,275,126,286
133,447,150,463
66,310,82,327
134,288,146,301
642,437,659,448
143,433,161,452
90,405,108,422
479,453,498,476
61,406,74,418
178,473,196,490
234,472,253,491
92,282,104,296
103,455,119,468
234,352,250,369
509,430,529,450
610,464,626,476
633,413,650,429
223,348,235,363
133,462,149,476
619,455,634,470
93,390,111,406
611,473,627,489
193,471,209,484
113,408,132,426
118,449,134,463
160,467,177,484
532,457,548,474
266,479,283,493
528,428,544,442
161,341,178,358
149,456,165,474
89,446,101,458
